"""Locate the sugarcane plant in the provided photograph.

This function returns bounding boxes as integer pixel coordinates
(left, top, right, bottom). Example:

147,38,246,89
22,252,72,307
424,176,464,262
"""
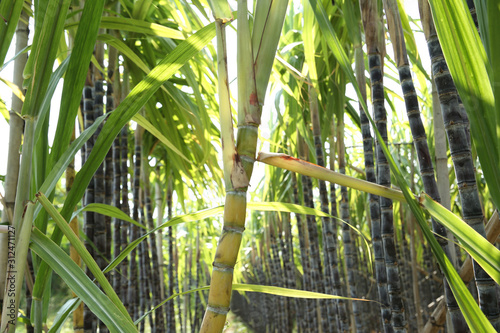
1,0,500,332
200,0,287,331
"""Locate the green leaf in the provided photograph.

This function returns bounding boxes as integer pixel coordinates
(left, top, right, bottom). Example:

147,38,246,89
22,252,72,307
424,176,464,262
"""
30,229,138,333
32,22,216,298
21,0,71,118
74,203,146,230
36,193,134,325
247,201,329,217
33,112,108,219
103,205,224,274
135,283,372,325
0,0,24,66
232,284,370,301
66,17,185,39
49,0,105,168
421,194,500,284
301,2,496,330
97,34,150,74
132,113,190,162
47,298,81,333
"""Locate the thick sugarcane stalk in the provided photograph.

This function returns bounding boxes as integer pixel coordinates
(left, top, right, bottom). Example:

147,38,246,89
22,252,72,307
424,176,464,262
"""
270,217,288,331
174,239,183,332
112,129,122,294
166,177,176,333
93,45,107,333
82,68,97,333
278,213,295,331
418,1,500,328
328,132,348,333
308,85,341,332
383,1,467,330
291,170,314,332
297,136,322,332
360,1,407,330
129,126,143,321
301,148,328,332
105,39,117,282
144,169,166,332
139,184,154,332
119,126,130,303
192,231,202,332
338,112,363,333
0,9,27,301
354,43,391,333
154,172,165,300
201,0,287,329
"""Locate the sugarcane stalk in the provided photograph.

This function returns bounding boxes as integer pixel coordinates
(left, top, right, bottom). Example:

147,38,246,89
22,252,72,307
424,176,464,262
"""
201,0,287,330
291,170,314,332
308,85,343,332
354,41,391,332
383,0,467,330
297,136,321,332
166,176,176,333
129,125,143,322
0,9,27,302
338,109,364,333
144,165,166,331
418,0,500,328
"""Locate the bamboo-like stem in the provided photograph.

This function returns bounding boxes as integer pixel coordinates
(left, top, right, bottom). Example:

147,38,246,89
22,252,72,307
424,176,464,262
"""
0,10,27,300
82,64,96,331
338,110,363,333
418,1,500,328
432,79,458,267
129,125,143,322
309,85,341,333
200,18,242,333
297,136,321,332
154,171,165,300
120,125,130,304
143,165,166,331
112,127,122,294
258,152,406,202
166,176,176,333
354,42,391,333
139,183,154,332
201,0,287,330
291,169,314,332
383,1,466,330
360,2,406,329
192,231,202,332
93,40,107,333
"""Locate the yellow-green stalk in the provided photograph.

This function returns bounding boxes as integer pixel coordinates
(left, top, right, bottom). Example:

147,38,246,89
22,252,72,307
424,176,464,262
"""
201,0,287,330
200,9,244,332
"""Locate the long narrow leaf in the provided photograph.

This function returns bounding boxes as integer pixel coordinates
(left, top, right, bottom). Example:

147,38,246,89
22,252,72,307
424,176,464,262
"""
32,22,216,298
36,192,134,325
30,229,137,333
421,194,500,284
66,17,185,39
